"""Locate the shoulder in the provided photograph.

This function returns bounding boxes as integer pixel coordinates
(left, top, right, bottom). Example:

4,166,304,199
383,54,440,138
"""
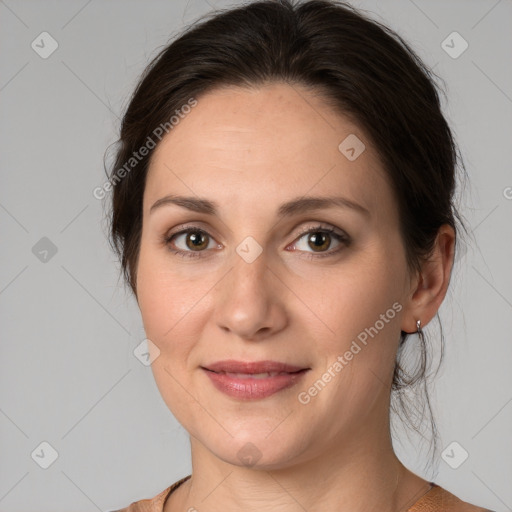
408,483,494,512
108,485,171,512
109,475,192,512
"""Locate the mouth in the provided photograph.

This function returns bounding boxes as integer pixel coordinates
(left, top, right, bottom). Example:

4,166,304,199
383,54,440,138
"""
200,360,310,400
203,370,305,379
202,359,309,374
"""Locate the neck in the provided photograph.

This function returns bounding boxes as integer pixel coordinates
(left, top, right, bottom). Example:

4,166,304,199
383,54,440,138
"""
165,412,430,512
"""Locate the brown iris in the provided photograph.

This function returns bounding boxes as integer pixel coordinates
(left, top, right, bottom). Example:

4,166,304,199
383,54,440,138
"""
185,230,209,251
307,232,331,252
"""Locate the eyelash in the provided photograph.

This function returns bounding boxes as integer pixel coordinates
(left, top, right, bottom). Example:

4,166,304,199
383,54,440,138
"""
162,224,350,260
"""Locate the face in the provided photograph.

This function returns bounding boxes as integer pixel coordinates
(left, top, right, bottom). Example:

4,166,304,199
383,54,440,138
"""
136,82,414,469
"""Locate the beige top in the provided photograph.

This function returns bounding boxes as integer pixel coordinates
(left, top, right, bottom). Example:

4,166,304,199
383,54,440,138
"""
111,476,494,512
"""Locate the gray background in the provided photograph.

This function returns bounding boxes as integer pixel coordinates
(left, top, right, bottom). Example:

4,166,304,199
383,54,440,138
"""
1,0,511,510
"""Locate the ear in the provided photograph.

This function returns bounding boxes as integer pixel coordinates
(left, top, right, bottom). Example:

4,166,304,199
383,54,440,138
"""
401,224,456,334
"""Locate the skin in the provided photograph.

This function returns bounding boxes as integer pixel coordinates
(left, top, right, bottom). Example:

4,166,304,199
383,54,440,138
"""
135,82,455,512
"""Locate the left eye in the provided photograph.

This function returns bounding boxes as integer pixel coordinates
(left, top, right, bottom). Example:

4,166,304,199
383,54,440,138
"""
292,227,348,255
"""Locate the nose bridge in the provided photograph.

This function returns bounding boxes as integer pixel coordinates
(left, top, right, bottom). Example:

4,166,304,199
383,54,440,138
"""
221,225,270,284
213,244,284,338
230,243,271,298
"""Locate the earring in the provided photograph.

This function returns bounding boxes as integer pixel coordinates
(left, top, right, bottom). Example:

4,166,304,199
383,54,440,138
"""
416,319,422,335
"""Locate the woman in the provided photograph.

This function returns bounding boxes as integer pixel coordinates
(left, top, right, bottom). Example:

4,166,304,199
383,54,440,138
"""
105,0,494,510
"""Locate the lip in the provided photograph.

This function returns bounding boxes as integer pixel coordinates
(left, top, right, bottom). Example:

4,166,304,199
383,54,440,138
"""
201,360,310,400
203,360,307,374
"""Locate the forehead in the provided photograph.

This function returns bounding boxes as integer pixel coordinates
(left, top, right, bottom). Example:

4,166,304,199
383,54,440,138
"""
144,82,393,221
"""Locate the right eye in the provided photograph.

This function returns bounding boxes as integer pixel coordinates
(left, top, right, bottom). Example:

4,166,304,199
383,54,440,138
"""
163,227,219,259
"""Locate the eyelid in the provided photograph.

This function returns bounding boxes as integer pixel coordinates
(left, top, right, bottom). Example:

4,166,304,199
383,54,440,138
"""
287,225,350,256
165,221,348,241
165,225,220,248
292,223,348,241
164,222,222,246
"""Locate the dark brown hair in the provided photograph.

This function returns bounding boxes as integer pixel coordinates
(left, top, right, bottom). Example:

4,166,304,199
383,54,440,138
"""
104,0,468,472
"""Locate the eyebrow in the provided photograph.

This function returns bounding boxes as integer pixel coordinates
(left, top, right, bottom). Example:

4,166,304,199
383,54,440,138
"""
149,194,370,218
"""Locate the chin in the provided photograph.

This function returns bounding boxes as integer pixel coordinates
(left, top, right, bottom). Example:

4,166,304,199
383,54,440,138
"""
202,431,308,471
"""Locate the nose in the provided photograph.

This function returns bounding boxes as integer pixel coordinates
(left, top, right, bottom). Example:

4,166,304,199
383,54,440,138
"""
212,253,288,341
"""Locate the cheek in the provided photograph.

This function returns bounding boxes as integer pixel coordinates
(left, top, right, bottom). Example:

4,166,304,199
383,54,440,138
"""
299,265,403,421
300,245,406,409
136,240,221,367
304,251,404,346
137,248,208,426
137,242,198,340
